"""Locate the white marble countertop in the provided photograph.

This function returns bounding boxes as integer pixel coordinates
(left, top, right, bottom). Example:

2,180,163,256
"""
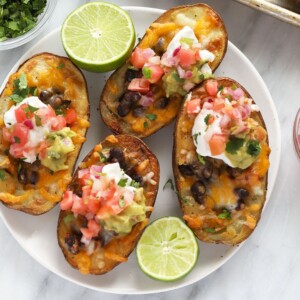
0,0,299,299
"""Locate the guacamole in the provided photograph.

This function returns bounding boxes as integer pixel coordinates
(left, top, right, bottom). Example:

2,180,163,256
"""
41,128,76,172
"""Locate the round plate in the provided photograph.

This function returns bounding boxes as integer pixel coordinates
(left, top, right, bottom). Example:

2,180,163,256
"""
0,7,280,294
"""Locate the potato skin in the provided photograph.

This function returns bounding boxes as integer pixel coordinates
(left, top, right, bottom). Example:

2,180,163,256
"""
0,53,89,215
57,134,160,274
173,78,270,245
100,3,228,138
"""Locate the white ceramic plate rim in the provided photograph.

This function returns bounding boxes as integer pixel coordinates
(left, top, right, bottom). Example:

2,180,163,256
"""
0,6,281,295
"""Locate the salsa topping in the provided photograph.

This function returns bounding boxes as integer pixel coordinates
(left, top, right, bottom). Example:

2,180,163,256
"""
189,80,266,169
3,91,77,172
60,161,147,248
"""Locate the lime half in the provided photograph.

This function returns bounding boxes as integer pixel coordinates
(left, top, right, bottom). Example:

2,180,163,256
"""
136,217,199,282
61,2,136,72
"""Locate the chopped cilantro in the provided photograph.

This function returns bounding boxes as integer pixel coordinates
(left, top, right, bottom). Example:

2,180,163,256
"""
172,72,183,82
218,85,224,92
142,67,152,79
56,63,65,70
218,209,232,220
10,73,37,103
99,151,107,163
119,197,125,208
193,132,200,144
199,74,205,81
197,155,206,165
204,228,216,233
180,37,194,46
145,114,157,121
0,169,5,181
14,136,20,144
17,164,22,174
225,137,244,154
163,178,175,191
247,140,261,157
28,104,39,113
35,114,42,126
0,0,47,41
143,121,149,128
204,114,211,125
130,180,140,188
118,178,128,187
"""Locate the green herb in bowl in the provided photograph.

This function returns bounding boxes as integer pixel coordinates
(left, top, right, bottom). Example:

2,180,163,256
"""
0,0,47,41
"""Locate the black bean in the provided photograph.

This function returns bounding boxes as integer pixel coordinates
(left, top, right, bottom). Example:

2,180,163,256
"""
227,166,243,179
132,106,145,117
108,148,126,169
132,174,143,186
178,164,194,176
234,188,249,199
48,95,63,108
155,97,169,109
117,102,131,117
125,68,142,83
61,100,72,108
39,90,53,102
31,160,41,171
152,37,165,56
65,233,80,255
29,171,39,185
191,180,206,204
123,91,141,102
202,163,213,179
18,168,28,184
236,199,245,211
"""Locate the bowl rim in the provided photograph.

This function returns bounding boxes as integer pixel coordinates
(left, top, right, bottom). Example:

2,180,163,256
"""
0,0,58,50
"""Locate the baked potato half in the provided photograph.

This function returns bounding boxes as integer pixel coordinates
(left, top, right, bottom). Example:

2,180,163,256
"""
100,3,227,138
173,78,270,245
57,134,159,274
0,53,89,215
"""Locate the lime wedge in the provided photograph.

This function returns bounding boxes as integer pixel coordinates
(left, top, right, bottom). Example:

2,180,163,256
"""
61,2,136,72
136,217,199,282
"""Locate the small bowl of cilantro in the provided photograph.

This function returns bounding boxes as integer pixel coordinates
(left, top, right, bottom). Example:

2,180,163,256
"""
0,0,57,50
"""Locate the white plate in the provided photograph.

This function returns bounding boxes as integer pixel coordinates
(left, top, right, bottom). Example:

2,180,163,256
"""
0,6,280,295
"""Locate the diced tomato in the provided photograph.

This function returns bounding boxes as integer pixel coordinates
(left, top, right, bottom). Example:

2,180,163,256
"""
186,98,201,114
207,115,215,124
9,143,24,158
15,104,31,123
12,123,29,146
36,105,56,125
2,127,12,142
80,228,94,240
87,219,101,236
71,195,86,215
131,48,146,68
213,98,225,111
82,185,91,199
37,141,49,160
60,190,74,210
128,78,150,93
143,65,164,84
205,80,218,96
65,108,76,124
209,134,227,156
178,48,196,67
50,115,66,131
130,47,155,69
81,220,101,239
87,197,101,214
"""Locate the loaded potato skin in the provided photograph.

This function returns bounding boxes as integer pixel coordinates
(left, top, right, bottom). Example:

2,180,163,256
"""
0,53,89,215
100,4,227,138
57,135,159,274
173,78,270,245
